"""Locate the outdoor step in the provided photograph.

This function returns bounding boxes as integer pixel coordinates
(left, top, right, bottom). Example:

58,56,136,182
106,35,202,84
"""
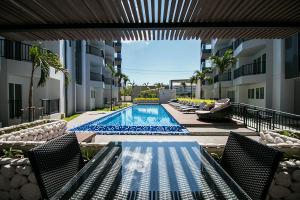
188,127,258,136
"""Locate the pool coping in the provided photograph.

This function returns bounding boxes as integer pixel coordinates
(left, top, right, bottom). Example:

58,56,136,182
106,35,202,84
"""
69,104,189,135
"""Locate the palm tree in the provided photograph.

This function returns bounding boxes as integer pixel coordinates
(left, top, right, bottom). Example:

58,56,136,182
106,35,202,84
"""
210,49,236,99
106,63,116,111
154,82,164,89
122,75,129,101
128,80,136,101
204,76,213,85
194,70,206,99
189,76,197,99
115,71,126,102
194,68,213,99
28,45,70,122
143,82,150,90
180,82,187,97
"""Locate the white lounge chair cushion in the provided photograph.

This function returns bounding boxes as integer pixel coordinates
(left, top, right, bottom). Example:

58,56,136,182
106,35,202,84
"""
195,110,211,114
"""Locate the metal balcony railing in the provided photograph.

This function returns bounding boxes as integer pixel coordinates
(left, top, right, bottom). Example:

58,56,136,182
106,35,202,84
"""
234,63,266,79
86,45,104,58
90,72,103,82
233,39,250,50
214,70,232,83
230,103,300,132
0,39,32,62
41,99,60,115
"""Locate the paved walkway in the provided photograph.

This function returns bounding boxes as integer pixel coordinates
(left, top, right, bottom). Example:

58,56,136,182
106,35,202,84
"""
162,104,244,127
67,111,110,142
67,111,110,129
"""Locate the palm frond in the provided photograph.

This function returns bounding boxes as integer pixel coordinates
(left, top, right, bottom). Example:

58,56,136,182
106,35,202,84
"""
30,44,70,87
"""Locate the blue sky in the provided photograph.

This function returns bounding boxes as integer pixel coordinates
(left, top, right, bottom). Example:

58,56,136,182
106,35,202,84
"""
121,40,200,85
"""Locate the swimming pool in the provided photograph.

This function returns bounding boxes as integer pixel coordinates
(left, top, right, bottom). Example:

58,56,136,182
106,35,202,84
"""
70,104,188,135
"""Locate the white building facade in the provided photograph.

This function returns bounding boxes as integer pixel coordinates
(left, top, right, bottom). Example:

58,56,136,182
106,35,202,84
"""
197,35,300,114
0,38,121,127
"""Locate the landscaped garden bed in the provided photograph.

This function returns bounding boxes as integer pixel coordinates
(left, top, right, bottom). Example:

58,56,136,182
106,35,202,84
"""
260,130,300,146
133,98,159,104
0,120,67,143
176,98,215,105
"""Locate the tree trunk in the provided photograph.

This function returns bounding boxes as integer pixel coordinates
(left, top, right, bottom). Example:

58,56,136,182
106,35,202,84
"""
28,64,35,122
200,81,203,99
219,81,222,99
110,77,113,111
190,85,193,99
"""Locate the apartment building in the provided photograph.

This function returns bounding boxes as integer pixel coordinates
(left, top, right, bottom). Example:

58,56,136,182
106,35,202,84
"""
170,79,196,97
0,38,121,127
197,34,300,114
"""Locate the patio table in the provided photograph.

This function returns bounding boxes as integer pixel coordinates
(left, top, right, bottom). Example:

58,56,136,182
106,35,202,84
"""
51,142,251,200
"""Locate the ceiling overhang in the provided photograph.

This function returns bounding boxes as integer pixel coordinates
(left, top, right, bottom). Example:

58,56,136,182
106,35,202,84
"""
1,0,300,41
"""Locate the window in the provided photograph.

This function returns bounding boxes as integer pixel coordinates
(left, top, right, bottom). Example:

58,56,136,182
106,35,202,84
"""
248,89,255,99
227,91,235,102
285,33,300,79
90,90,95,98
257,57,261,73
75,41,82,85
262,54,266,73
9,83,22,118
260,87,264,99
256,88,260,99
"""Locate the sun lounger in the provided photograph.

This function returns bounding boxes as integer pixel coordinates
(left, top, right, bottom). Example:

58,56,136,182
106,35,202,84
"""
195,98,231,120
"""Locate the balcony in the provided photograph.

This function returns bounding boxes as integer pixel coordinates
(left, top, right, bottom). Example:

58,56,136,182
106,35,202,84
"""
201,43,212,59
214,70,232,83
115,54,122,65
105,41,114,47
86,45,104,58
216,45,233,56
233,39,249,50
233,39,266,57
114,41,121,53
0,39,32,62
90,72,103,82
234,63,266,79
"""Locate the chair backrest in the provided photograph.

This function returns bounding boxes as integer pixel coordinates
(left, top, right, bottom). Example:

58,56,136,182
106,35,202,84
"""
28,133,84,199
216,98,230,104
221,132,283,200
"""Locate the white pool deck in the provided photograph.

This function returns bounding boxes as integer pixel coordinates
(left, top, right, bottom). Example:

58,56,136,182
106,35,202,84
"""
67,104,259,144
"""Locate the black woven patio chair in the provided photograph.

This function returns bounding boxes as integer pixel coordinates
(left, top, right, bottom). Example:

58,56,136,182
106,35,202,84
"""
28,133,84,199
221,131,283,200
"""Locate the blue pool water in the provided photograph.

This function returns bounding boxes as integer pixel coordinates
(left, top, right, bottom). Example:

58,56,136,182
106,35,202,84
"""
71,104,188,135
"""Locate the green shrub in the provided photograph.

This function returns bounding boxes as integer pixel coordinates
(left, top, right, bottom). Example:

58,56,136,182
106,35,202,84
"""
279,130,300,140
2,147,24,159
134,98,159,101
177,98,215,105
138,89,159,98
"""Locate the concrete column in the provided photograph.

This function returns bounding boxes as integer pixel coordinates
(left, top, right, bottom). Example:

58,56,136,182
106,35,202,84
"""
0,57,8,126
271,39,295,113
